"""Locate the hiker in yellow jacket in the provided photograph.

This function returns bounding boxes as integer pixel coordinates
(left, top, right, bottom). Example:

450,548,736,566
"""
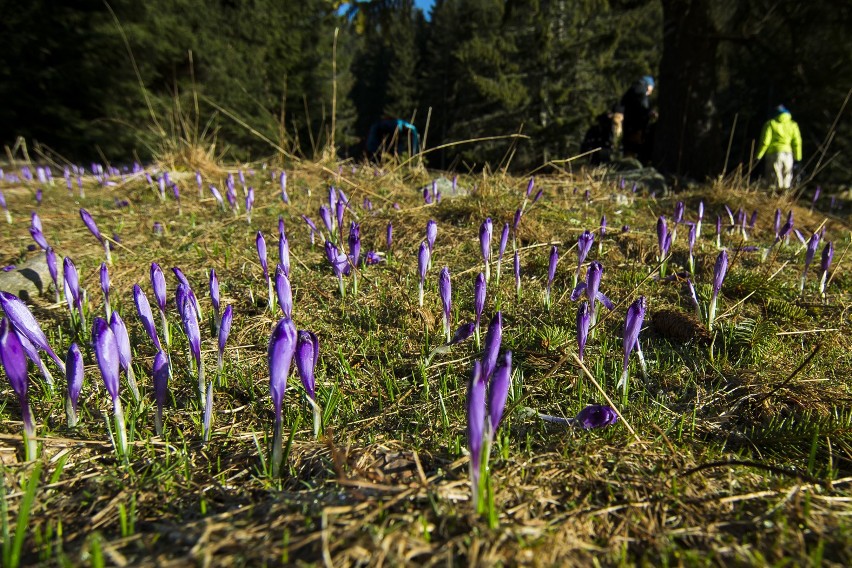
756,105,802,190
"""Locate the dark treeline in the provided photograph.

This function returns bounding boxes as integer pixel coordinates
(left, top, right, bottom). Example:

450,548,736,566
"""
0,0,849,182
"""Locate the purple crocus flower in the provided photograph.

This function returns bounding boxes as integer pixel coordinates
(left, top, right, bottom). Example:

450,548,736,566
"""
532,188,543,204
328,186,338,212
674,201,685,225
63,257,82,316
656,217,668,258
426,220,437,254
210,185,224,210
467,361,486,509
80,208,112,264
474,272,486,332
319,205,334,235
570,261,613,328
325,241,349,297
268,316,297,477
618,296,647,392
525,177,534,197
153,350,170,437
151,263,170,345
110,311,139,402
576,230,594,284
686,279,702,320
386,222,393,252
279,171,289,203
450,322,476,345
0,189,10,223
195,171,203,196
546,245,559,307
577,302,590,361
100,262,111,318
93,317,127,457
696,201,705,238
748,210,758,229
774,208,782,239
708,250,728,329
278,232,290,277
46,247,59,302
819,242,834,296
439,267,452,341
335,200,345,239
301,215,318,245
295,330,321,437
0,319,37,459
256,232,269,280
209,268,220,331
688,223,697,273
480,218,493,281
133,284,161,350
65,343,83,428
29,226,49,250
574,405,618,429
0,291,65,373
514,250,521,296
245,186,255,223
217,304,233,375
497,222,509,281
723,204,734,225
715,215,723,248
513,208,522,231
348,222,361,267
276,267,293,318
417,241,430,307
800,231,821,292
488,351,512,435
481,312,503,382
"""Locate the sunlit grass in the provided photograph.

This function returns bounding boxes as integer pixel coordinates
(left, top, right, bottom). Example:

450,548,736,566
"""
0,160,849,565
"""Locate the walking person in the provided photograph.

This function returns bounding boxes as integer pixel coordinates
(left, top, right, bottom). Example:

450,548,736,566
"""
756,105,802,190
581,104,624,165
620,76,657,164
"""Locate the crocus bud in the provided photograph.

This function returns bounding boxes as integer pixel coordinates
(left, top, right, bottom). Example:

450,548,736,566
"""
278,232,290,277
348,222,361,265
93,317,121,403
153,350,170,436
217,304,233,375
275,267,293,318
488,351,512,435
133,284,161,350
619,296,647,391
0,319,36,458
481,312,503,382
79,208,103,242
0,291,65,373
65,343,83,427
439,267,452,340
426,220,437,253
295,330,319,402
467,361,486,508
110,312,139,402
450,322,476,345
151,262,167,313
577,302,590,361
269,317,297,423
474,273,486,327
498,223,509,261
256,232,268,280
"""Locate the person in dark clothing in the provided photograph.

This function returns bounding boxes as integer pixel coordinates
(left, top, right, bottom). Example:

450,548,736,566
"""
581,104,624,165
366,118,420,160
620,75,656,163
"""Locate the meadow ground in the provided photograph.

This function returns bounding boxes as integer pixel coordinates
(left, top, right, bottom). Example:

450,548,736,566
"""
0,159,850,566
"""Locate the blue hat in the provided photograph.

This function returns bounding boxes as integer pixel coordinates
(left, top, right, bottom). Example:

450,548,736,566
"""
641,75,655,88
774,104,789,116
